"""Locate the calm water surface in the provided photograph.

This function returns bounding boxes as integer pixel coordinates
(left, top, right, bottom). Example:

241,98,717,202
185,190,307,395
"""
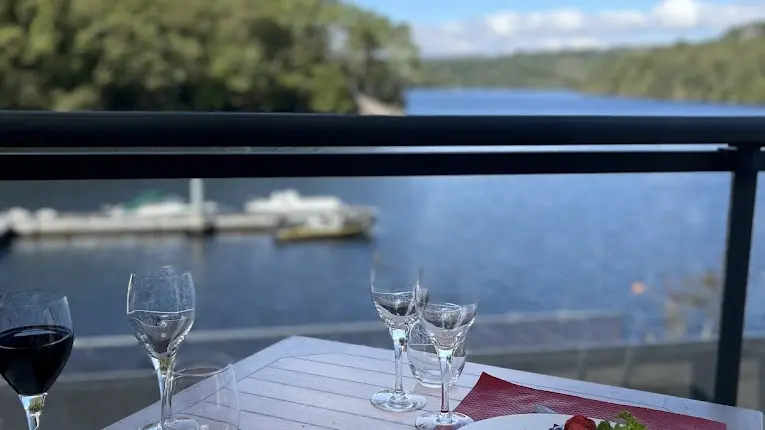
2,89,765,346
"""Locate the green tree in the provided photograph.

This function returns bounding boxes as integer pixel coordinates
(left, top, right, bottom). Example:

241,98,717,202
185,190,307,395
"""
0,0,420,112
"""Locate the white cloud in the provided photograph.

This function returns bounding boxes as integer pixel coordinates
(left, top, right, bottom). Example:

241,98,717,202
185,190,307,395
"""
652,0,701,28
415,0,765,56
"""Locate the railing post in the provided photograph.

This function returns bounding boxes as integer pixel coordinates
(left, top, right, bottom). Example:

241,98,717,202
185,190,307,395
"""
714,144,760,406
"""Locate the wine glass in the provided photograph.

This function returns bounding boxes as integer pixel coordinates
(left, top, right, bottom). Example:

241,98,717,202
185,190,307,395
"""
369,255,427,412
166,364,239,430
0,291,74,430
127,266,196,430
414,269,478,429
408,319,467,388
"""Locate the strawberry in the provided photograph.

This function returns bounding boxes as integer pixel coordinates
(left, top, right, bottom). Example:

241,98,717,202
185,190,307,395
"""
564,415,597,430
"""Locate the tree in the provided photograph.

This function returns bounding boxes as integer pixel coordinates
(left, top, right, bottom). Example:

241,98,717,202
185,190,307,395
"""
0,0,420,112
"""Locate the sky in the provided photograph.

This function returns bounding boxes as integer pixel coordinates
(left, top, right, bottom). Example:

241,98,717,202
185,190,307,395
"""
349,0,765,56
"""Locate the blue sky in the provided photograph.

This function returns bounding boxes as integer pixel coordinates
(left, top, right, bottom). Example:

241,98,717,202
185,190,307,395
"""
351,0,656,25
349,0,765,56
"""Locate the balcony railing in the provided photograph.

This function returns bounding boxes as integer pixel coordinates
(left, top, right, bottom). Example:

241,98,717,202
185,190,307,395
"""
1,111,763,407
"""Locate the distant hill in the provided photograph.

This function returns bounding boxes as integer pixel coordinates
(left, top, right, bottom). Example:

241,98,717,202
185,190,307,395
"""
580,23,765,104
419,21,765,104
419,51,605,89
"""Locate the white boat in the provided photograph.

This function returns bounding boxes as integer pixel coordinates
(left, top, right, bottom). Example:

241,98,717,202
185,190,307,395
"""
245,189,378,228
129,198,188,217
244,190,344,214
103,189,219,218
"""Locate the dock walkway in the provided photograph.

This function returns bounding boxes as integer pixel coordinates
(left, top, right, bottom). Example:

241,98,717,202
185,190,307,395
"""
0,183,377,238
0,211,377,237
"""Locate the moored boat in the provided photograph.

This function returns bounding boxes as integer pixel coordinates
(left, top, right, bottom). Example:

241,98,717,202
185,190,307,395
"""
245,189,344,214
275,214,373,242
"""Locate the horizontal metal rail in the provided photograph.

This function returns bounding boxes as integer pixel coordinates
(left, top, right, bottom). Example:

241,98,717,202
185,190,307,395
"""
0,112,761,407
0,112,764,147
0,150,746,180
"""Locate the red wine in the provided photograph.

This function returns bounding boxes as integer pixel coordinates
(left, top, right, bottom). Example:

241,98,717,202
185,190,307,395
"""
0,325,74,395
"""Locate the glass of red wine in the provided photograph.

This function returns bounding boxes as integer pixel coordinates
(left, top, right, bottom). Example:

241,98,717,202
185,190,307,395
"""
0,290,74,430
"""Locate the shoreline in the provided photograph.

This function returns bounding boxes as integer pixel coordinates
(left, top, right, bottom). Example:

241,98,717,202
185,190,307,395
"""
355,93,405,115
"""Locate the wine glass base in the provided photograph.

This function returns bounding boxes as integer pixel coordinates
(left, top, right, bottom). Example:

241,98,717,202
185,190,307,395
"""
415,411,474,429
139,417,201,430
370,389,427,412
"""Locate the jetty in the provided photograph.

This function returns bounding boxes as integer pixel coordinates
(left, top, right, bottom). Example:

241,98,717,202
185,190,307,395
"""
0,180,377,238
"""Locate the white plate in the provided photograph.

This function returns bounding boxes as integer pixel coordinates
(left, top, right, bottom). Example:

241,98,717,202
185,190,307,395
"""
463,413,615,429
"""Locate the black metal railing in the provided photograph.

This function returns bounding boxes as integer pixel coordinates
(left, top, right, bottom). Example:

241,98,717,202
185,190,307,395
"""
1,112,764,407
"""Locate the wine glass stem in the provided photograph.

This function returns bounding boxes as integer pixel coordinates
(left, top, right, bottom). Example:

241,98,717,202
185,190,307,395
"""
158,355,177,425
19,394,46,430
390,328,407,398
437,347,454,418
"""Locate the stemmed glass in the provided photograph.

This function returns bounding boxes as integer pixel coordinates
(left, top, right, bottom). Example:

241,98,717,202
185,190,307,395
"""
127,266,196,430
414,270,478,429
369,255,427,412
167,364,240,430
0,291,74,430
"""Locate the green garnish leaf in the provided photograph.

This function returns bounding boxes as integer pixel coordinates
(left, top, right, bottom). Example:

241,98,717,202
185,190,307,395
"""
619,412,647,430
593,412,647,430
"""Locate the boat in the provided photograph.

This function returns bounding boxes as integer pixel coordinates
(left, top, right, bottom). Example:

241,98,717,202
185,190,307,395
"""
103,186,219,218
275,214,372,242
245,189,378,227
244,189,344,214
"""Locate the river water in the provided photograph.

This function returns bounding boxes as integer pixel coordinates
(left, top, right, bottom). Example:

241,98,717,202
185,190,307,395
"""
1,89,765,352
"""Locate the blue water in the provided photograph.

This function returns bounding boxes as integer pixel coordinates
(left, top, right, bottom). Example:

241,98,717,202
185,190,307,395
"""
408,88,765,116
1,89,765,345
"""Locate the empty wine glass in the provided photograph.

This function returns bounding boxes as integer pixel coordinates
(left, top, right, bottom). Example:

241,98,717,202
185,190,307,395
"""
166,364,239,430
0,291,74,430
414,269,478,430
369,255,427,412
408,319,467,388
127,266,196,430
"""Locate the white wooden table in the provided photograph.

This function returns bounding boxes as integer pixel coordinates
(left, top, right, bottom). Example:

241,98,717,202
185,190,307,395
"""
104,336,763,429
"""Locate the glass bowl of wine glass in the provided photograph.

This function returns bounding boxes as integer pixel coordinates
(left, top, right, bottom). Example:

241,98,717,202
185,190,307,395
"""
408,319,466,388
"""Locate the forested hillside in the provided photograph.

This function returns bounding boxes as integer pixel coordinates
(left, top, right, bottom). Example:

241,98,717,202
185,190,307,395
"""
581,23,765,104
420,51,603,88
0,0,420,112
420,22,765,104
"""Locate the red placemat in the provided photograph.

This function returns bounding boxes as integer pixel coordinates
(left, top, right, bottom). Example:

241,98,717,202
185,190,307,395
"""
454,373,725,429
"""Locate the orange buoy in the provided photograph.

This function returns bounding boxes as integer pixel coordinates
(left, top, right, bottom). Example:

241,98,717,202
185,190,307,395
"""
631,281,647,295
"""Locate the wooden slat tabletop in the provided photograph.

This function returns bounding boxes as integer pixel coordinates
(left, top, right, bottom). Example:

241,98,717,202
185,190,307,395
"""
104,336,763,429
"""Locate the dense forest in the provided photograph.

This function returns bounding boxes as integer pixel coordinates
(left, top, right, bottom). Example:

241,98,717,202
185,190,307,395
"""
420,51,604,88
581,23,765,104
421,22,765,104
0,0,420,112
